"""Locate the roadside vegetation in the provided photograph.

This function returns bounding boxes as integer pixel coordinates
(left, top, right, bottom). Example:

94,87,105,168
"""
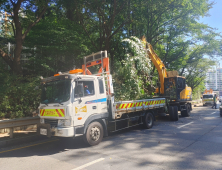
0,0,221,118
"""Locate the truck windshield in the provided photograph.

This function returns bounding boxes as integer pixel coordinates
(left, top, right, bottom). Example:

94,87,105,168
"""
41,79,71,104
203,95,213,98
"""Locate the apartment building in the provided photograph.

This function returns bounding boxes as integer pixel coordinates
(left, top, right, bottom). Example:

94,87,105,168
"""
206,68,222,91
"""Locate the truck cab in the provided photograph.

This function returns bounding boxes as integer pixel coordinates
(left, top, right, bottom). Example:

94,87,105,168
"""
202,94,214,106
38,73,109,139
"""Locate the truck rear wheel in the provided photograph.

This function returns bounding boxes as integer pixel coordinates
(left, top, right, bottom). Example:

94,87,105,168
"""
181,104,190,117
143,112,154,129
83,121,104,146
173,106,179,121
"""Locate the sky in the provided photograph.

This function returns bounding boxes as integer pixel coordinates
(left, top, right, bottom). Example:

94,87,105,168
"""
199,0,222,68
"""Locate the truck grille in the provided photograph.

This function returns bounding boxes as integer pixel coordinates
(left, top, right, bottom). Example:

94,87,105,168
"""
45,119,58,128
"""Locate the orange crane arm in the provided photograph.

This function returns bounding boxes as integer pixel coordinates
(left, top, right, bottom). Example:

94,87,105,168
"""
142,39,167,95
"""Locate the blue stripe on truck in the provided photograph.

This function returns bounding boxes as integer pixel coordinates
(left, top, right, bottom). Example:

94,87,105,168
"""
85,98,107,104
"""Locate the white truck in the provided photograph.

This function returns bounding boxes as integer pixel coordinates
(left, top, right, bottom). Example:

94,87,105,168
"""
202,94,214,106
202,89,215,106
38,51,181,146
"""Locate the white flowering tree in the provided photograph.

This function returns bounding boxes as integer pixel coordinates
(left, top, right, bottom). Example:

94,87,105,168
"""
113,36,154,101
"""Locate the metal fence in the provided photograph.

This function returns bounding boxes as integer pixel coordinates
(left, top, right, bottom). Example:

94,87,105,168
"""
0,117,40,138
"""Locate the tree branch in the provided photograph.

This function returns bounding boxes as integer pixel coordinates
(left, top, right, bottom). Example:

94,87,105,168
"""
9,0,15,6
81,24,99,51
109,20,131,40
9,20,16,37
22,7,47,40
109,0,117,34
14,0,25,12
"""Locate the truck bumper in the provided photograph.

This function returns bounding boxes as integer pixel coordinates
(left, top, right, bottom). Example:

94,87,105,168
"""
55,127,74,137
38,124,74,137
203,102,213,105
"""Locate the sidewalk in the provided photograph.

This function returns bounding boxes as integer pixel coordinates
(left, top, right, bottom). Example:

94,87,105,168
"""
192,102,203,107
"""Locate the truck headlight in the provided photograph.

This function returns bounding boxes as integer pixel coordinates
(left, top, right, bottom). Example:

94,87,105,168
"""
40,118,44,124
58,119,71,127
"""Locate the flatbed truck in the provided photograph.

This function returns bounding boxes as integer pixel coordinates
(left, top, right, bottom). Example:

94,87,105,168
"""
38,49,191,146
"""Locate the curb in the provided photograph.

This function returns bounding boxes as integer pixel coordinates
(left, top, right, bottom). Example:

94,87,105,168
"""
0,134,48,148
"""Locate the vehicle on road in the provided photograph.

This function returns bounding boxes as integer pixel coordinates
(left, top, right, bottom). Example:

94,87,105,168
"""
142,36,192,116
38,44,192,146
202,94,214,106
202,89,214,106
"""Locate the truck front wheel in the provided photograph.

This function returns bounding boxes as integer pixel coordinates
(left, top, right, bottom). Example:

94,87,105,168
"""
83,121,104,146
143,112,154,129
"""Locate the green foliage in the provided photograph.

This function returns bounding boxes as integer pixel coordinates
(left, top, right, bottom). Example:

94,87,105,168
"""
192,81,206,100
0,66,41,119
23,6,91,77
183,58,216,91
113,36,153,101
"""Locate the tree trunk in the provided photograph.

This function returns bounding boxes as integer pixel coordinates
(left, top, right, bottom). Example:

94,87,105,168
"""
13,30,23,75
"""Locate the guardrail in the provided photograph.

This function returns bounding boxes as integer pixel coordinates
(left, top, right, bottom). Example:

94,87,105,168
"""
0,117,40,138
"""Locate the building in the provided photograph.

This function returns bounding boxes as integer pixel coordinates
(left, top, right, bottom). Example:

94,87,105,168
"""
206,68,222,92
217,68,222,91
0,11,12,36
0,12,4,34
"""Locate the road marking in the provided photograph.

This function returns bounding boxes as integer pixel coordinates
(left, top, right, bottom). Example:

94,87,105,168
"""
0,138,59,154
72,158,105,170
178,122,193,129
211,112,216,115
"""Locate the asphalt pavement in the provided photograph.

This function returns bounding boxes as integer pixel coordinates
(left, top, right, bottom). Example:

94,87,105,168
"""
0,103,222,170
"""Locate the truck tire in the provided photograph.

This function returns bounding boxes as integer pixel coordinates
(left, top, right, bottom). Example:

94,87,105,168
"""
83,121,104,146
169,106,175,121
189,103,192,111
187,104,191,113
173,106,179,121
181,104,190,117
143,112,154,129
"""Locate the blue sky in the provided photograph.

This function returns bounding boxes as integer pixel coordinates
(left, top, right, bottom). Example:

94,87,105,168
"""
199,0,222,68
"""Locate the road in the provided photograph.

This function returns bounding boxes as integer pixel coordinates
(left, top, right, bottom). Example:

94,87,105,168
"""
0,104,222,170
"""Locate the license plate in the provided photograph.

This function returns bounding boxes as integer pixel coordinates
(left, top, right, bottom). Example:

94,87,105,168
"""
40,128,47,135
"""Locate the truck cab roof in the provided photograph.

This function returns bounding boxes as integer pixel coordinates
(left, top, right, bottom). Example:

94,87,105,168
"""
41,74,101,84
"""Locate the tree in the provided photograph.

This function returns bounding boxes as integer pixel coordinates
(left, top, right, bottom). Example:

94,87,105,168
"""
23,6,91,77
0,0,49,75
58,0,134,71
184,58,216,90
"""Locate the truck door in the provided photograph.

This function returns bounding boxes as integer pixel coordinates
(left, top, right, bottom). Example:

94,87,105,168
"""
96,77,108,114
73,80,98,126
